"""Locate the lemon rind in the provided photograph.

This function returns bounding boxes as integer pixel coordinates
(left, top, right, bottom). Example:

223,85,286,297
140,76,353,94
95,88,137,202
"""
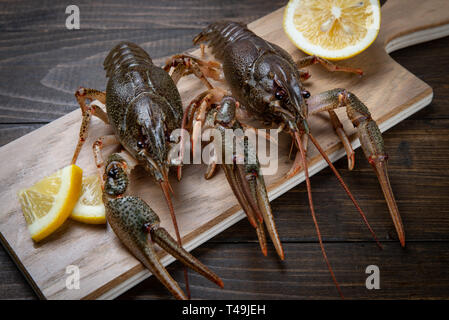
71,203,106,224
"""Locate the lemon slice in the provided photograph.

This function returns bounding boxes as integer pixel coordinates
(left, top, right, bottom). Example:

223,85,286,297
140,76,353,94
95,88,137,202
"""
18,165,83,242
71,175,106,224
283,0,381,60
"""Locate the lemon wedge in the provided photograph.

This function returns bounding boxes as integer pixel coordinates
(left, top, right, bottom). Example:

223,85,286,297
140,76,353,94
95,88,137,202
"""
283,0,381,60
71,174,106,224
18,165,83,242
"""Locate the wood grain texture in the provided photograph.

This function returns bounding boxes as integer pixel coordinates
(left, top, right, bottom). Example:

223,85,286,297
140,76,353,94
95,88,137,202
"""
0,0,448,300
120,242,449,300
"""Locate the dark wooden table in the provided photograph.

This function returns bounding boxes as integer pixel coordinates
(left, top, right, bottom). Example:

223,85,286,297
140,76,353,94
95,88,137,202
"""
1,0,448,300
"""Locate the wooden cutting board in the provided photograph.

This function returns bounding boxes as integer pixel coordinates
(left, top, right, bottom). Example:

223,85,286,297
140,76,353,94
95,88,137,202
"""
0,0,448,300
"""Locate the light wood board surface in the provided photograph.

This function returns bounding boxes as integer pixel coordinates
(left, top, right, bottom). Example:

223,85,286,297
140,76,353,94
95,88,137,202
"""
0,0,448,300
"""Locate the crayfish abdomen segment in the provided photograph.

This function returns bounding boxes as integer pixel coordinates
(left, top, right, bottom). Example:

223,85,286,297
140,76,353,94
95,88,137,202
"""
104,41,153,77
194,22,262,99
104,42,182,131
194,22,307,124
194,22,254,59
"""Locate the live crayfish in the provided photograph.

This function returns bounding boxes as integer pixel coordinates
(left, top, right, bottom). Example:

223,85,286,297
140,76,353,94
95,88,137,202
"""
100,152,222,300
70,41,223,299
184,21,404,297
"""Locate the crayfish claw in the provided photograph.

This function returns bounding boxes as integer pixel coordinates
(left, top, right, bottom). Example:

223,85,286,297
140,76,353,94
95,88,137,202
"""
105,196,188,299
105,196,223,299
256,221,268,257
222,162,284,260
152,227,224,288
254,174,285,260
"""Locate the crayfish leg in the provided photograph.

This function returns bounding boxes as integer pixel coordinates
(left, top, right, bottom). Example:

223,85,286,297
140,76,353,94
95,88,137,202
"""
71,88,109,164
308,88,399,246
328,110,355,170
296,55,363,76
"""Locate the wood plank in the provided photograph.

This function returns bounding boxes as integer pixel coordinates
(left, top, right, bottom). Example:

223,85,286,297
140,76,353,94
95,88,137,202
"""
0,124,45,146
0,0,287,32
2,0,446,297
120,242,449,299
0,248,35,299
0,0,287,124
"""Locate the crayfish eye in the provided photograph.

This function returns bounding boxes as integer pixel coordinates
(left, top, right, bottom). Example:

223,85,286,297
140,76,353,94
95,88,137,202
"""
142,222,151,233
137,141,145,149
301,90,311,99
275,88,286,100
107,166,119,179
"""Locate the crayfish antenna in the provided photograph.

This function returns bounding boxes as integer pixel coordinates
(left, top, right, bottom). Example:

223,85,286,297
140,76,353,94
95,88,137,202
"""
177,166,183,182
159,180,191,299
287,134,308,178
308,133,382,250
295,131,344,299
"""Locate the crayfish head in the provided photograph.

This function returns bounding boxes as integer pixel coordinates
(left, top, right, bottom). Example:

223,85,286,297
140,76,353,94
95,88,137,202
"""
252,54,311,131
119,94,173,184
138,148,169,184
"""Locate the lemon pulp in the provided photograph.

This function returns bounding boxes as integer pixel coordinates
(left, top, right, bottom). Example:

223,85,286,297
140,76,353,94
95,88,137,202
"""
71,175,106,224
18,165,83,242
284,0,381,60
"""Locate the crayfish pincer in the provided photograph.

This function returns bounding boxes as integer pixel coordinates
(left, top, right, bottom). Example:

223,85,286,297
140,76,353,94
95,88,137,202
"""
70,41,221,298
194,21,404,297
102,153,223,300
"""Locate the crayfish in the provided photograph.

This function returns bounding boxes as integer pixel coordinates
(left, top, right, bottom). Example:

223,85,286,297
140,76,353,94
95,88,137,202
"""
189,21,404,297
70,41,223,299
